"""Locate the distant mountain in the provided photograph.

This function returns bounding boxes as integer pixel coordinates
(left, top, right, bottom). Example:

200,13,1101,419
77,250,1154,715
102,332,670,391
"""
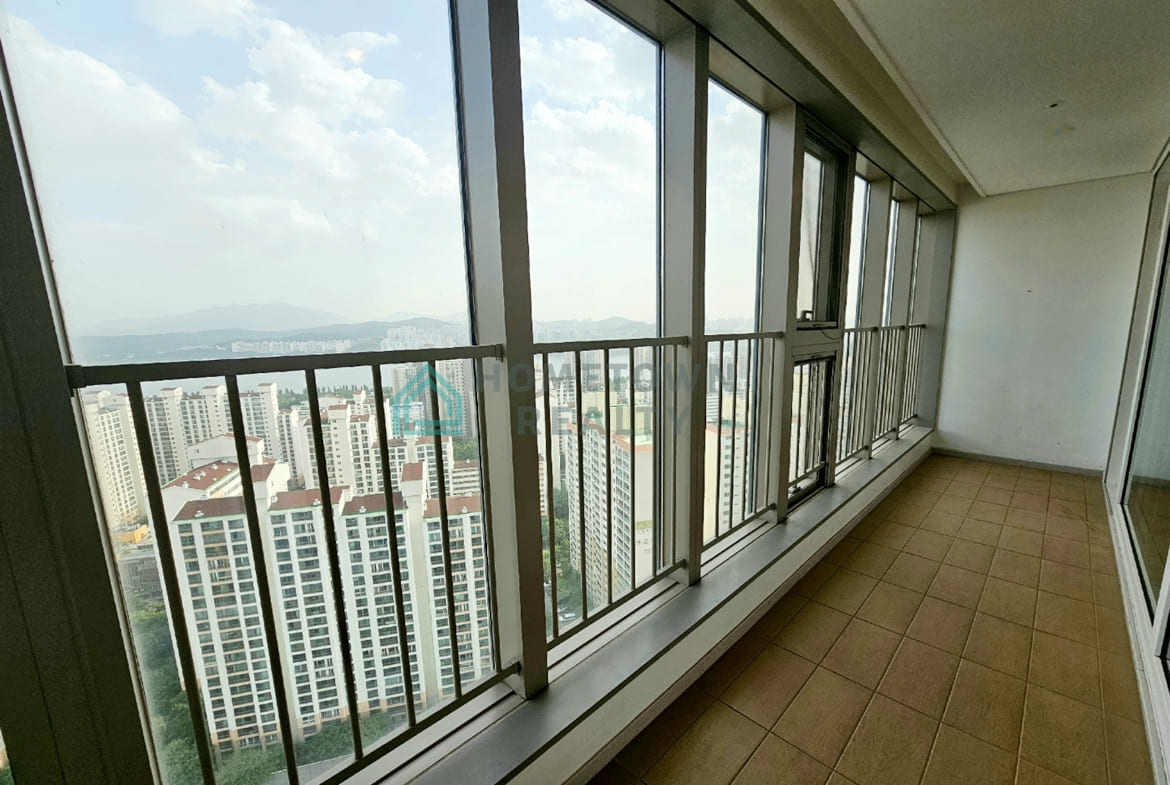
85,302,352,336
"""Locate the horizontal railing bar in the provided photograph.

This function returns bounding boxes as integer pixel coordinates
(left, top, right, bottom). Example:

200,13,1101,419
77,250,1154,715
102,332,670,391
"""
546,559,687,650
701,329,785,343
532,335,688,354
65,344,504,388
702,504,778,552
316,663,520,785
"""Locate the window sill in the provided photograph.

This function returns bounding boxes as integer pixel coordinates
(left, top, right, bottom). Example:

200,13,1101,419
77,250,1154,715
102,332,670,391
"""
400,426,933,785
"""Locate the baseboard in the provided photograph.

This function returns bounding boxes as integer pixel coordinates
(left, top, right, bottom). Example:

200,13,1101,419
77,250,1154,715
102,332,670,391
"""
931,447,1101,477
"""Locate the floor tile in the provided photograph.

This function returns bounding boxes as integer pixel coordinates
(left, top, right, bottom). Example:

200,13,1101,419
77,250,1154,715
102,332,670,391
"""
730,734,831,785
920,725,1015,785
619,684,716,774
1010,491,1048,513
1004,508,1046,532
920,510,964,536
822,618,900,690
645,702,767,785
1042,536,1090,569
1090,544,1117,576
978,576,1037,626
928,564,986,609
988,548,1041,587
588,760,641,785
963,612,1031,679
882,551,939,593
1028,630,1100,708
793,560,838,598
722,644,817,728
855,581,923,634
698,633,770,696
814,569,878,615
943,659,1025,753
1048,498,1086,521
868,521,915,551
1099,648,1143,722
1037,559,1093,603
843,542,899,579
776,602,851,663
945,538,995,573
774,668,871,767
1091,570,1123,609
948,480,982,499
1015,760,1078,785
1104,712,1154,785
1044,514,1088,543
878,637,958,718
999,526,1044,558
752,593,807,640
1034,590,1096,647
1096,605,1131,655
976,485,1013,506
836,695,937,785
957,518,1002,547
935,495,973,517
904,529,954,561
969,501,1008,524
824,537,863,566
908,596,975,655
1020,684,1107,785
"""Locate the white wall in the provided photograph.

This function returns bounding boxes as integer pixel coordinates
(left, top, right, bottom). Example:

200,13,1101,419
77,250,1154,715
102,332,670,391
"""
936,173,1151,470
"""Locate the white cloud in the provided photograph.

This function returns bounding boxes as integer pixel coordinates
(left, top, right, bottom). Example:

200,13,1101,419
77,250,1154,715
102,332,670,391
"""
135,0,259,37
3,13,467,334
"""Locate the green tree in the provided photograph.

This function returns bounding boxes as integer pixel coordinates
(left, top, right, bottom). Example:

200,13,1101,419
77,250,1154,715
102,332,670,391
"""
451,437,479,461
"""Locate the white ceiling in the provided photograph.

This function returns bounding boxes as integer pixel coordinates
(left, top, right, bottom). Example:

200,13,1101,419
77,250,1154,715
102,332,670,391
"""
834,0,1170,195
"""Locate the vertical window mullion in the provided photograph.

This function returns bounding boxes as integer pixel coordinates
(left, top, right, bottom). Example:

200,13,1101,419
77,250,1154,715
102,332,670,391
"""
659,25,708,585
450,0,546,697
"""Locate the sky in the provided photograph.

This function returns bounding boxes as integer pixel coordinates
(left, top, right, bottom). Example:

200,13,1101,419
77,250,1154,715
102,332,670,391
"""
2,0,763,337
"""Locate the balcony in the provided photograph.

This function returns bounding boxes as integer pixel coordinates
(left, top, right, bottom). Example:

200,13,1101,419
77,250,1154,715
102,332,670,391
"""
0,1,1168,785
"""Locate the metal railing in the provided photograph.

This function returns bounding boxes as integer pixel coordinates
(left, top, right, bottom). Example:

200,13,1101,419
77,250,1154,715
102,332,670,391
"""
836,328,874,465
900,324,926,425
871,326,904,441
70,345,514,785
703,331,784,546
835,324,927,472
533,336,687,645
789,356,833,503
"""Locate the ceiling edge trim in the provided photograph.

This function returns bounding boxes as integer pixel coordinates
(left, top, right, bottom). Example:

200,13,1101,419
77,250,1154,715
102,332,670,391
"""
833,0,988,197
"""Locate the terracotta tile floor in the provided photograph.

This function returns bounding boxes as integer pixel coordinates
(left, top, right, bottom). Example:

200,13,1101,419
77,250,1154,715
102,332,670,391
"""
590,455,1154,785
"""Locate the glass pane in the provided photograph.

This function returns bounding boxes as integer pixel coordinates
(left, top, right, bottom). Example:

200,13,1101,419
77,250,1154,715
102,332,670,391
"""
795,154,824,323
1125,240,1170,604
4,2,470,364
705,81,764,333
520,0,659,338
882,200,901,326
844,177,869,329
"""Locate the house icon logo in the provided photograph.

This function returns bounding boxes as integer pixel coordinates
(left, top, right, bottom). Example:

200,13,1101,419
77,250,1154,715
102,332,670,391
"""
392,364,464,436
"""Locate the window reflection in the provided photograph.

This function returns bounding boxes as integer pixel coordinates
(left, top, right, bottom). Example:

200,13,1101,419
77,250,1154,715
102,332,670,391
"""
1125,241,1170,605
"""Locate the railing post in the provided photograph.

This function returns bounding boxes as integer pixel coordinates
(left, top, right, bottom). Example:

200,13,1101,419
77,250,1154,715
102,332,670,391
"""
862,327,882,457
450,0,547,697
891,326,910,438
660,26,708,585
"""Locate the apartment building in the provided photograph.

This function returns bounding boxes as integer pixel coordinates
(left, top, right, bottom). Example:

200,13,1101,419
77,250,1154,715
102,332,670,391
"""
564,419,654,608
80,390,147,528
